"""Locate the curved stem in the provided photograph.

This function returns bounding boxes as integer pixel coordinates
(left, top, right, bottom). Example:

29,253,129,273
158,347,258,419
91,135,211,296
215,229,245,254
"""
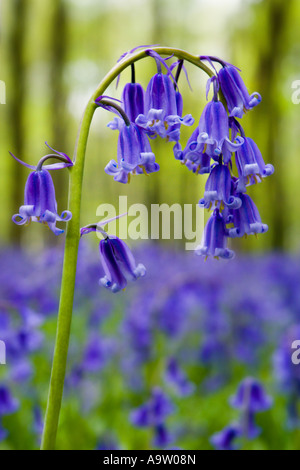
36,154,72,171
97,98,131,126
40,47,214,450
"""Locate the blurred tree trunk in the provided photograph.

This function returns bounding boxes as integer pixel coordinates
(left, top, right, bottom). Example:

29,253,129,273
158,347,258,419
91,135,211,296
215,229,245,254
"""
7,0,28,245
49,0,68,214
256,0,293,250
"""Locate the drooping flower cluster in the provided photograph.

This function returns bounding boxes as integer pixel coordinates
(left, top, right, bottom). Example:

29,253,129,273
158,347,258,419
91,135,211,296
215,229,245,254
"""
11,48,274,295
177,61,274,260
93,49,273,277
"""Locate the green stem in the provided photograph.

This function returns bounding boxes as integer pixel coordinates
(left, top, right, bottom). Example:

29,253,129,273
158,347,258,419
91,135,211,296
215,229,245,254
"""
40,47,214,450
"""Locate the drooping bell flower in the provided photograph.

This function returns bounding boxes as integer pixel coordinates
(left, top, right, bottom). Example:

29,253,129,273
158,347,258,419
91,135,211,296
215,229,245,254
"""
122,82,145,123
235,137,275,193
0,422,8,443
153,424,173,448
164,358,195,397
210,424,241,451
199,164,242,210
218,65,262,118
227,193,268,238
230,377,273,413
195,99,244,163
130,387,174,427
96,96,159,184
105,120,159,184
11,144,73,235
0,386,19,416
135,59,194,142
196,209,235,260
230,377,273,441
80,224,146,293
173,126,211,175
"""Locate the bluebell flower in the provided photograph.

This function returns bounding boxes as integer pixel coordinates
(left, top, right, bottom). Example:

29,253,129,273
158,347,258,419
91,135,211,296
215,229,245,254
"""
136,72,194,142
153,424,173,448
122,82,145,122
218,65,261,118
12,169,72,235
230,378,272,442
210,424,241,450
65,365,84,389
235,137,274,192
9,359,33,383
165,358,195,397
82,335,115,373
10,142,73,235
227,193,268,238
193,100,244,163
199,164,242,210
11,145,73,235
99,236,146,293
80,226,146,293
105,121,159,184
173,127,211,174
230,377,273,413
130,387,174,427
9,327,44,357
242,411,262,440
0,421,8,443
196,209,235,260
0,386,19,416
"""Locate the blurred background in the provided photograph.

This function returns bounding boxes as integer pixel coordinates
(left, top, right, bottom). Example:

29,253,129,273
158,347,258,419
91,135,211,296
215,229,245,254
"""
1,0,300,451
1,0,299,251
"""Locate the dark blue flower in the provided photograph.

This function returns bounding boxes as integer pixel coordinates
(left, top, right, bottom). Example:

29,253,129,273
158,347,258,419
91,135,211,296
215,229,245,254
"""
199,164,242,210
196,209,234,260
136,72,194,142
130,388,174,427
165,358,195,397
173,127,211,174
153,424,173,448
98,236,146,293
0,386,19,416
80,224,146,293
122,82,145,122
227,193,268,238
105,121,159,184
10,144,72,235
210,424,241,450
9,359,33,383
192,100,243,163
82,335,115,373
230,377,273,413
12,169,72,235
242,411,262,440
218,65,261,118
235,137,274,192
0,421,8,443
